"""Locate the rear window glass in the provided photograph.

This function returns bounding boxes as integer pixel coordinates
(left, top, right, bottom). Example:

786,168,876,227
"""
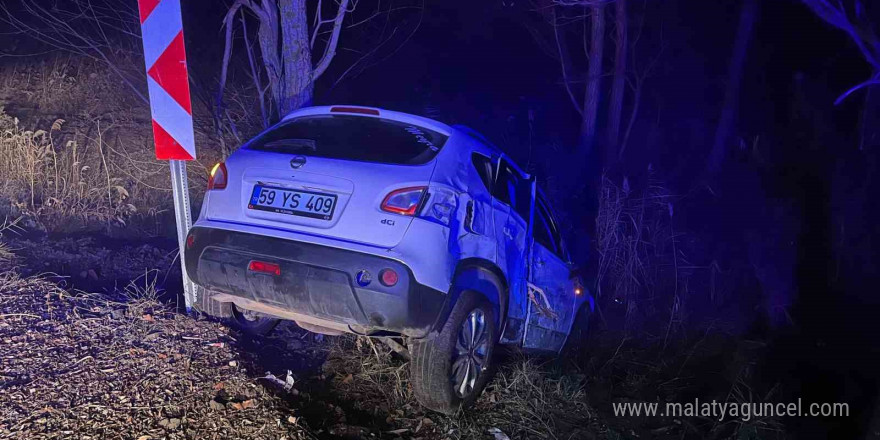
246,115,448,165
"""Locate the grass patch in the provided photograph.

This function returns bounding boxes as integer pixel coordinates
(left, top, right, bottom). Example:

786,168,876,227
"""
0,107,136,229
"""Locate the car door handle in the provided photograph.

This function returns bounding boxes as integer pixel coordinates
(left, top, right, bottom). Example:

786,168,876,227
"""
503,226,515,240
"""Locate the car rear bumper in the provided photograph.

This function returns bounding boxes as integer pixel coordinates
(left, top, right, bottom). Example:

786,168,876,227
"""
184,226,447,338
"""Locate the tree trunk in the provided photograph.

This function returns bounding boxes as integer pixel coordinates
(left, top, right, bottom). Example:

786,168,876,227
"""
606,0,627,164
255,0,284,118
580,3,605,160
277,0,314,115
706,0,758,175
567,4,606,265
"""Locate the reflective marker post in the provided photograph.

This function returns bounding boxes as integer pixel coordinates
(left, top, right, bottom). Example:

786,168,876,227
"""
170,160,197,311
138,0,199,311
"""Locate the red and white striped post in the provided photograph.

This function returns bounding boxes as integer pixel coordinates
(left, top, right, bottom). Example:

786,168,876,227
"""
137,0,198,311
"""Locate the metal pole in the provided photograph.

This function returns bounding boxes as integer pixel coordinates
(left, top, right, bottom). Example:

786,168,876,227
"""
170,159,197,312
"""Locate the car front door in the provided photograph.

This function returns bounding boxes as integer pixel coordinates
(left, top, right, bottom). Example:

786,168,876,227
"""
492,157,534,344
522,194,576,352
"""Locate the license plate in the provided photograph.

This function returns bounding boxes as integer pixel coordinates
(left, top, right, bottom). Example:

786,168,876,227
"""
248,185,337,220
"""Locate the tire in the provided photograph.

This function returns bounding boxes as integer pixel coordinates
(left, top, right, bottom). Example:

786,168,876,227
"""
410,291,497,414
228,304,280,336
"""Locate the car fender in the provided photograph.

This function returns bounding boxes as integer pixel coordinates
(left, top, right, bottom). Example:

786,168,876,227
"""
432,260,507,334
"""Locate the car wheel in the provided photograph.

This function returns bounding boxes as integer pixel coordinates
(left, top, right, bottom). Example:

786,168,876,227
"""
410,291,496,414
228,304,280,336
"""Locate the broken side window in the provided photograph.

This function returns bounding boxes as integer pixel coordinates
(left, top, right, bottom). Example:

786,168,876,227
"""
495,160,531,221
471,153,494,192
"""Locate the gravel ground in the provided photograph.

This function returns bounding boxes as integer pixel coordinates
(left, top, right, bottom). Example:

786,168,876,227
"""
0,272,312,440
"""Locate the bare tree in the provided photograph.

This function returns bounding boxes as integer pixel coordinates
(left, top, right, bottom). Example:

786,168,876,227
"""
218,0,423,122
706,0,758,176
542,1,607,158
605,0,626,161
581,2,605,160
617,13,663,161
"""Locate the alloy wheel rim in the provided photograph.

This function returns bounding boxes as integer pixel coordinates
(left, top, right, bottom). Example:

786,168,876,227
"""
451,309,489,398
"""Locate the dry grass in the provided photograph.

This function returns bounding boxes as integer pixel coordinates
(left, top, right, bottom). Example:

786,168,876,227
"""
0,56,243,233
0,244,11,263
0,55,143,116
322,337,599,439
0,107,136,229
0,217,19,263
448,355,596,439
595,172,693,335
324,335,413,409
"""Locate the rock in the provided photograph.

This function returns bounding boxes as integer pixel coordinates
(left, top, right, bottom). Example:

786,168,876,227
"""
110,308,125,320
208,399,225,411
488,428,511,440
159,418,181,430
87,269,99,281
228,360,238,367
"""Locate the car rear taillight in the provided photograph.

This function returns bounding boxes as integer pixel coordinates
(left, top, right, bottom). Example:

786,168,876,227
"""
208,162,227,190
380,187,427,216
248,260,281,276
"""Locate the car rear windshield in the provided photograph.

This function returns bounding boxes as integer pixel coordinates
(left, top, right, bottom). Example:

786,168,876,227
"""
246,115,448,165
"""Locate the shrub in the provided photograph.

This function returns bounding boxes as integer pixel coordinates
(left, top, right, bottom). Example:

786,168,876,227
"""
595,171,691,336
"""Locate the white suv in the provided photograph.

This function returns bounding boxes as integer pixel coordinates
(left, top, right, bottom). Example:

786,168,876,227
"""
184,105,593,413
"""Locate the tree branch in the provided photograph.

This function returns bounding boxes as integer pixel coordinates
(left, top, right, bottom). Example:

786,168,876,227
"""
312,0,351,81
310,0,324,49
553,8,584,116
241,9,269,127
801,0,880,68
218,0,249,111
834,77,880,105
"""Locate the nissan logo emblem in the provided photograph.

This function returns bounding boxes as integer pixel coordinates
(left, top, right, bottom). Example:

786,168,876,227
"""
290,156,307,169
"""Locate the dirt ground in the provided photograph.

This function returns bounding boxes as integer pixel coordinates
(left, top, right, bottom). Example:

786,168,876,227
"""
0,233,605,440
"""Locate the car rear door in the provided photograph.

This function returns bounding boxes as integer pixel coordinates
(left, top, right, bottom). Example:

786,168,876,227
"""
522,194,576,352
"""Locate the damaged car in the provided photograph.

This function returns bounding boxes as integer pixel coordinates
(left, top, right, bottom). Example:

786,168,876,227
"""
184,105,594,413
